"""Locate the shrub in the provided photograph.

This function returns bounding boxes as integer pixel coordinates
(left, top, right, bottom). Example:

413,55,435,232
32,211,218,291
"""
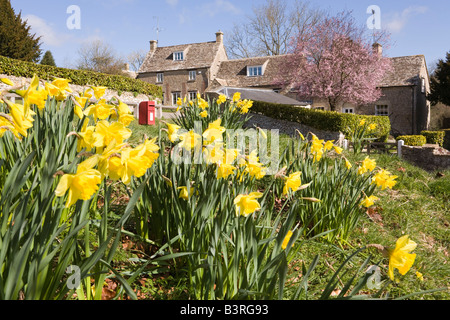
421,130,445,147
396,135,427,146
0,55,162,98
250,100,391,142
442,129,450,150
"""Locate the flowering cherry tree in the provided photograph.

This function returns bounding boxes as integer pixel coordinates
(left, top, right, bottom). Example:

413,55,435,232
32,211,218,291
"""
276,11,392,111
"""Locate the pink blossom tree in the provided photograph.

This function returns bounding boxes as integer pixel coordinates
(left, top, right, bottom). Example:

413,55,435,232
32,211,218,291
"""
276,11,392,111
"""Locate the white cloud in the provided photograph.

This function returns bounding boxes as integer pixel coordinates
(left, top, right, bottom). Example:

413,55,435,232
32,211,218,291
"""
384,6,428,33
24,14,72,47
166,0,178,7
201,0,241,17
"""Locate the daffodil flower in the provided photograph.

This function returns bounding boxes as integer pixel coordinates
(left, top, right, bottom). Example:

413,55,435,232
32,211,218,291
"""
178,186,194,201
281,230,294,250
200,110,208,118
388,235,417,281
283,171,302,195
371,169,398,190
0,78,14,86
167,123,181,143
217,94,227,105
216,163,236,179
234,192,263,217
55,156,102,208
360,195,379,208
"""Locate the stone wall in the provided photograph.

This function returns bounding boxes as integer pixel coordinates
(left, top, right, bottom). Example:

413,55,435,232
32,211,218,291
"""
244,112,345,144
401,144,450,171
0,73,153,114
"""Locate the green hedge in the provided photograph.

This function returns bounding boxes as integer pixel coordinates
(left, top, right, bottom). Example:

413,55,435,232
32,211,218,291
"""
443,129,450,150
396,135,427,146
0,55,162,99
420,130,445,147
250,100,391,141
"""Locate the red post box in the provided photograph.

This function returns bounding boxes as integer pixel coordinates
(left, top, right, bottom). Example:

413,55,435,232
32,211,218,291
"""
139,101,156,125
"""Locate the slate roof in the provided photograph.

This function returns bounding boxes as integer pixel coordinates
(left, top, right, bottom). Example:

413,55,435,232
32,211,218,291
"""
209,86,309,106
138,41,222,73
212,55,287,88
379,55,427,87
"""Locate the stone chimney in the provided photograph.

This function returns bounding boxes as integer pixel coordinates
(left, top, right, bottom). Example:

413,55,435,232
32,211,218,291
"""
373,42,382,57
150,40,158,52
215,31,223,44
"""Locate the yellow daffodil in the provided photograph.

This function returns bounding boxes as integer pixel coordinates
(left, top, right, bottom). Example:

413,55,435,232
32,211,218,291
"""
77,123,97,152
84,100,115,121
0,113,21,139
217,163,236,179
234,192,263,217
203,142,225,165
281,230,293,250
371,169,398,190
200,110,208,118
203,119,225,144
92,120,132,149
360,195,379,208
90,86,107,100
242,162,266,180
120,144,156,185
198,98,209,110
345,159,352,170
283,171,302,195
359,119,366,127
368,123,377,131
333,146,343,154
232,92,241,102
52,78,72,93
324,140,334,151
0,78,14,86
179,130,202,151
224,148,239,164
178,186,194,201
217,94,227,105
6,100,34,137
416,271,424,281
167,123,181,143
357,156,377,175
55,156,102,208
388,235,417,281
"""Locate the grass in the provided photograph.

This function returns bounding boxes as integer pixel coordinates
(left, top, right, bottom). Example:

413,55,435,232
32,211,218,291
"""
108,119,449,300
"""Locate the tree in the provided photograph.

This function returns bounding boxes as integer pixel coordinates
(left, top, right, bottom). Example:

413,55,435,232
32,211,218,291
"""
40,50,57,67
428,52,450,106
76,39,126,75
0,0,42,62
226,0,324,59
276,11,392,111
127,49,147,72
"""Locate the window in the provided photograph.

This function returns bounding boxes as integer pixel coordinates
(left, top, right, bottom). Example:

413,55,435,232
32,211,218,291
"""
314,106,325,111
375,105,389,116
173,51,184,61
188,91,197,101
189,70,196,81
421,78,426,93
172,92,181,105
156,73,163,83
343,107,354,114
247,65,263,77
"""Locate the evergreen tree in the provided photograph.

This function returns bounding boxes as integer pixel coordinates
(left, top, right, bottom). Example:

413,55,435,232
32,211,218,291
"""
429,52,450,106
0,0,42,62
40,50,56,67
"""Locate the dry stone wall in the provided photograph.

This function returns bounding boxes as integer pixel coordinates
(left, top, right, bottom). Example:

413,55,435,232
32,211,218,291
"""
401,145,450,171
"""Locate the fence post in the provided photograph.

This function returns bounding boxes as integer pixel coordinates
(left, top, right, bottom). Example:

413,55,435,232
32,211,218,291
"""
397,140,404,158
343,139,348,150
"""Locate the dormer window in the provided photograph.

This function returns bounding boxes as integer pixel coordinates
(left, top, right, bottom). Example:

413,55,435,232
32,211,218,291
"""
247,65,263,77
173,51,184,61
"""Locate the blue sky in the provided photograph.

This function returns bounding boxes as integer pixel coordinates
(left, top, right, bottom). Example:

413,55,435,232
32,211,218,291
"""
11,0,450,70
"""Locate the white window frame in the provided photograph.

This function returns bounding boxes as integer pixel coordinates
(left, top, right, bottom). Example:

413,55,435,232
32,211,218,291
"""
172,92,181,105
156,73,163,83
188,91,197,101
247,65,263,77
375,105,389,116
189,70,196,81
173,51,184,61
421,78,426,93
343,107,354,114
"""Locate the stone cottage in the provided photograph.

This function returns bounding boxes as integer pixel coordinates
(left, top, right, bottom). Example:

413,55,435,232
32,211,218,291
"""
137,33,430,135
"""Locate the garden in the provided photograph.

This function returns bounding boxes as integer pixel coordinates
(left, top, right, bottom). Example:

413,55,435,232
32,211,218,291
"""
0,76,448,301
